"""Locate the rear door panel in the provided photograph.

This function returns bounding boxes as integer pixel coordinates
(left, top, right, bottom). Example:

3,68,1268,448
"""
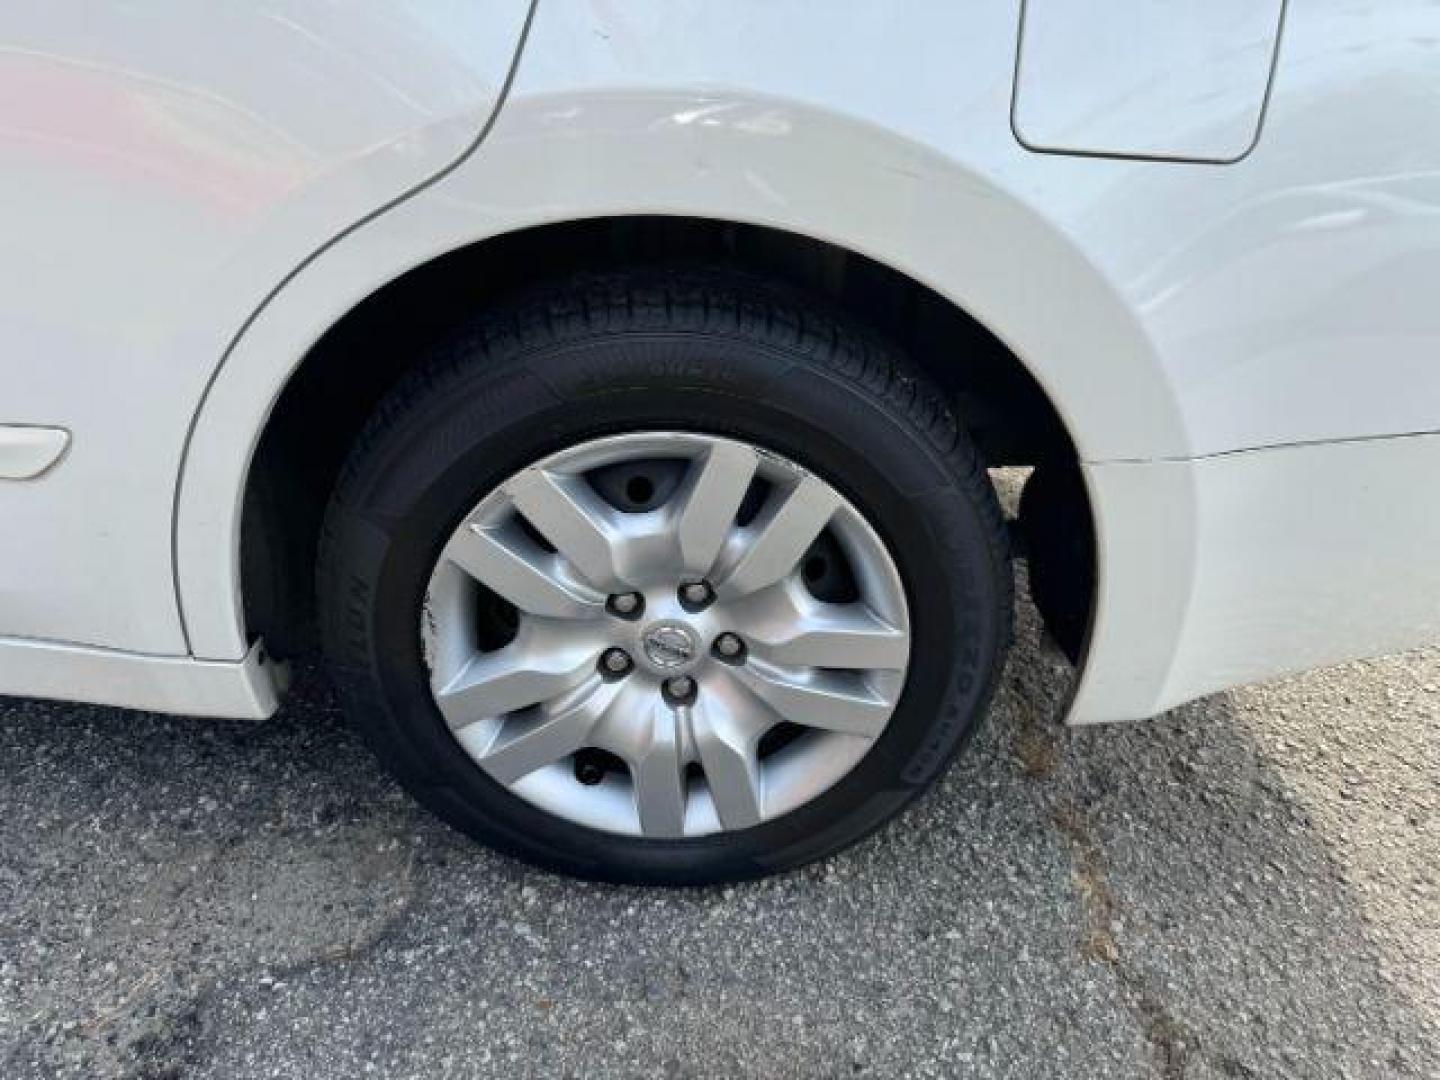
0,1,531,653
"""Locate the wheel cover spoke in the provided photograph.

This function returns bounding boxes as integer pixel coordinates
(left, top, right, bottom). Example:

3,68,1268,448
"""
435,638,599,727
508,467,628,591
716,475,840,598
690,692,766,830
628,697,689,838
460,679,622,785
422,432,912,839
443,520,603,619
673,440,759,576
725,660,893,737
728,582,908,670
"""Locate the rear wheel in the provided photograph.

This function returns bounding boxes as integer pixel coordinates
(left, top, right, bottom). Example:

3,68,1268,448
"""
318,271,1012,884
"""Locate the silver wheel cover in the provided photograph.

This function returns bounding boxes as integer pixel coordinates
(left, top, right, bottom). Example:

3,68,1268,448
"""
421,432,911,838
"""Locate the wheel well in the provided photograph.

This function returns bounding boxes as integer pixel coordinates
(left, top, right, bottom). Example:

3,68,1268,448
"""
243,216,1093,659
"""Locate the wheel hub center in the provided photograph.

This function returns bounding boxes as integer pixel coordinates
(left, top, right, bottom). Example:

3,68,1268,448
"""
640,621,701,672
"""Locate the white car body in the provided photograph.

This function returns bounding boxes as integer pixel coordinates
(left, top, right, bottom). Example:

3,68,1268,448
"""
2,0,1437,724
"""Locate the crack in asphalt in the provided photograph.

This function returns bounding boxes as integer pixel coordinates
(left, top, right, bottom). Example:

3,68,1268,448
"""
1049,802,1192,1080
1012,701,1194,1080
156,842,421,1079
7,816,422,1080
281,843,419,972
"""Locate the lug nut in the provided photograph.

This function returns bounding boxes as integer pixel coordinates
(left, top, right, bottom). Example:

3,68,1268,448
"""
680,580,713,607
664,675,696,702
607,592,642,617
714,632,745,659
601,648,633,676
574,756,606,786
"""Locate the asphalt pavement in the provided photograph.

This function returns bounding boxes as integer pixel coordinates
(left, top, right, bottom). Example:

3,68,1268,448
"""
1,560,1435,1078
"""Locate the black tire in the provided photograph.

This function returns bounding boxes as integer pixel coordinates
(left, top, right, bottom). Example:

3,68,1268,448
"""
317,270,1012,885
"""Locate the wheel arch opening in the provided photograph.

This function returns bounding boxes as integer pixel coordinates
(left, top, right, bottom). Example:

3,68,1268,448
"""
241,215,1095,663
